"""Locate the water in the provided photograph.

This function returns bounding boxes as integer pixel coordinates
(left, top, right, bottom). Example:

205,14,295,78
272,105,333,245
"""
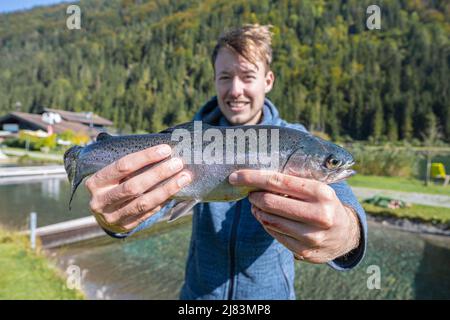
0,176,90,229
0,176,448,299
51,219,450,300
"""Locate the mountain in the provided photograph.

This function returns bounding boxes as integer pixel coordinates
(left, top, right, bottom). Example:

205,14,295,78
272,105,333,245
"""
0,0,448,141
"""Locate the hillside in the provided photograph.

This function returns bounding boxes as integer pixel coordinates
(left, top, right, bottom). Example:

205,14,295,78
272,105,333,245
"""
0,0,448,141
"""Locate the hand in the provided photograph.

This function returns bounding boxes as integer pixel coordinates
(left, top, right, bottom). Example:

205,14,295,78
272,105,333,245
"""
229,170,360,264
85,144,192,233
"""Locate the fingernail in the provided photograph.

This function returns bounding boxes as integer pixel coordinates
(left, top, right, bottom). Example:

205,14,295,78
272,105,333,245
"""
229,172,238,184
170,158,183,171
158,145,171,156
177,173,191,187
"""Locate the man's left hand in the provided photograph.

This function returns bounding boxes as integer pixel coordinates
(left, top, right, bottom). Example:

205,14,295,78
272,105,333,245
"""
229,170,360,264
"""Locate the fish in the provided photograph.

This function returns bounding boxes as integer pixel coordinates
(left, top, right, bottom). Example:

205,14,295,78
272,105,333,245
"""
64,121,355,221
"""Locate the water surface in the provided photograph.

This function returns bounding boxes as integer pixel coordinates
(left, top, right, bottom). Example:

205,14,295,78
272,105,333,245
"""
52,219,450,300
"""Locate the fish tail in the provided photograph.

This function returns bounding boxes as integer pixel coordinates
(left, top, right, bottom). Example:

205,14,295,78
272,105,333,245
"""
64,146,83,210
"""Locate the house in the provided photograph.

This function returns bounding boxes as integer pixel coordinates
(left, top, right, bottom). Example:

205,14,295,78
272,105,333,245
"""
0,109,113,139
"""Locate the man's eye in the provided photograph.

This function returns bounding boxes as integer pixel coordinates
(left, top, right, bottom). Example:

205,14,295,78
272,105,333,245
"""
219,76,230,80
245,76,255,79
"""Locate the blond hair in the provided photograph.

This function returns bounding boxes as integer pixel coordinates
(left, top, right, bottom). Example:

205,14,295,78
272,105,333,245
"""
211,24,273,73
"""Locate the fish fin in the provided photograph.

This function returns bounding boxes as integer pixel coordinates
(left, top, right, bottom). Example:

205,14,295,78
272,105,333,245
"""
64,146,83,210
167,199,200,222
158,121,213,134
158,121,194,134
96,132,113,142
68,174,83,210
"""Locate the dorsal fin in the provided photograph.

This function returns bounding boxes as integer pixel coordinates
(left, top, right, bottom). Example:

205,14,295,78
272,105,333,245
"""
96,132,113,142
158,121,200,133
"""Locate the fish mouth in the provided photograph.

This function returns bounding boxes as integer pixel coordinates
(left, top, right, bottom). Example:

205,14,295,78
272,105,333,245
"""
326,160,356,183
329,168,356,183
343,160,355,169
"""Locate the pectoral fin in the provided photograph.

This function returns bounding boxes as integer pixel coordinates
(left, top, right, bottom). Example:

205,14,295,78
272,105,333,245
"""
167,199,200,222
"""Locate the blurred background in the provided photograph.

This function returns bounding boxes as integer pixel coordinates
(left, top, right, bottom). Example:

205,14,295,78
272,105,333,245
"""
0,0,448,300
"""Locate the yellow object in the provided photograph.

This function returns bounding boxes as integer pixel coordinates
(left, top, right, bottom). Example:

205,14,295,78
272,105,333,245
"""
430,163,450,186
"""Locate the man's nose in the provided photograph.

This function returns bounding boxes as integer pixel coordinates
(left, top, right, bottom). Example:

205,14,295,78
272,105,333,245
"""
229,76,244,97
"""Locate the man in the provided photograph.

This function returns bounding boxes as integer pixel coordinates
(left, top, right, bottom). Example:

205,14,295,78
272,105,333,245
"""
85,25,367,299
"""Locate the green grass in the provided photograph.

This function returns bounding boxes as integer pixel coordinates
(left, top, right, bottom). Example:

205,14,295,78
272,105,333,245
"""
348,175,450,196
362,203,450,225
0,227,84,300
1,146,64,156
0,146,63,165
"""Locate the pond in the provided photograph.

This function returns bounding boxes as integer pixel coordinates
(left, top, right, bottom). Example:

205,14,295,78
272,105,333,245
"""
0,176,449,299
0,176,90,229
51,219,450,300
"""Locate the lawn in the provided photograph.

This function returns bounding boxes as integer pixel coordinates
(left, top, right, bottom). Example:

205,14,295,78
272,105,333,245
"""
0,227,84,299
0,146,63,165
348,174,450,196
362,202,450,225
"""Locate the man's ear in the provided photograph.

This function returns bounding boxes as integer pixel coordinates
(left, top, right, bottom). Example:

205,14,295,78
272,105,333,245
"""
264,70,275,93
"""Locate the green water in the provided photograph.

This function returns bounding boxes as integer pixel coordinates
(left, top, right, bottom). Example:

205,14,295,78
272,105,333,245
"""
0,177,90,229
0,177,448,299
53,218,450,300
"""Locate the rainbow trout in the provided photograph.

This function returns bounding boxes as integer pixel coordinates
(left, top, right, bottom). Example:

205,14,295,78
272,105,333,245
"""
64,121,355,221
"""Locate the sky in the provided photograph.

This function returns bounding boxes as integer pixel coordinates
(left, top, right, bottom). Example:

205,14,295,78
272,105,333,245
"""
0,0,77,13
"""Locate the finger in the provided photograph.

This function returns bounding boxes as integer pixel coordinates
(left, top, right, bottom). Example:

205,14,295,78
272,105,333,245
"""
267,228,323,263
88,144,173,187
99,157,185,207
249,192,334,229
252,206,323,246
121,203,166,232
229,170,330,201
261,222,321,263
109,171,192,225
263,225,306,256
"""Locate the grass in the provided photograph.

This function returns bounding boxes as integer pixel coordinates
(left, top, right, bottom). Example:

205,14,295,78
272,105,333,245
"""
0,146,63,165
1,146,64,156
348,174,450,196
0,227,84,300
362,202,450,225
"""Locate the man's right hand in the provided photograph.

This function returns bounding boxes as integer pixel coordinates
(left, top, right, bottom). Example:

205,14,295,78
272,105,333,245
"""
85,144,192,234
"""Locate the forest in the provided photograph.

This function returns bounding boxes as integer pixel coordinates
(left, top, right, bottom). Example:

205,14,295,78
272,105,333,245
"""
0,0,448,142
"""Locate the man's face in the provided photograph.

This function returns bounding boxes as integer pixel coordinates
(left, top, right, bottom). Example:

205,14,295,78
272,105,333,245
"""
214,48,274,125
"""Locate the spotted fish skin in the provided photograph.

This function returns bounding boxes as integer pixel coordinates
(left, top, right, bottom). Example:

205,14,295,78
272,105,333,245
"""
64,121,355,219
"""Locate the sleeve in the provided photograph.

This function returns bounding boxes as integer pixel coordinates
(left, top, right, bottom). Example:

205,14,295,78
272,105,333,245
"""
101,200,177,239
327,181,368,271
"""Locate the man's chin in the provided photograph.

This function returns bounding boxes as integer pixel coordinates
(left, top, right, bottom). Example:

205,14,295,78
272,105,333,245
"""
225,114,249,125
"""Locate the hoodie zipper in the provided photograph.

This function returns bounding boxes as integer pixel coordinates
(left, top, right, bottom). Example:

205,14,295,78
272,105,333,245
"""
227,200,242,300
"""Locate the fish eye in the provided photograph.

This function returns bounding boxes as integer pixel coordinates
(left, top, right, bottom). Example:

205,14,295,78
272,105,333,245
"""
325,156,342,169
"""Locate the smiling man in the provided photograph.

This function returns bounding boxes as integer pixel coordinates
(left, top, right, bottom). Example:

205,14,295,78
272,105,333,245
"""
214,38,274,125
86,24,367,299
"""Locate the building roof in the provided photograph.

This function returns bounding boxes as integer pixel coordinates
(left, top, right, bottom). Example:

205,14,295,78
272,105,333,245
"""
0,112,102,137
44,108,113,126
